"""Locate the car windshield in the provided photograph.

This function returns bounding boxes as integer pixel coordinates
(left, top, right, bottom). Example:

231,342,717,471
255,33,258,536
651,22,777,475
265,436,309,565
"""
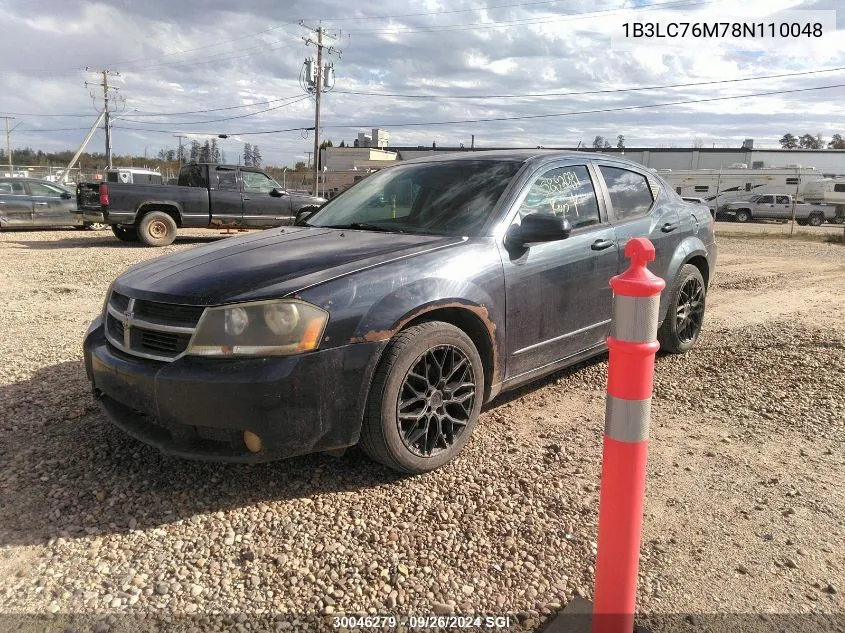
307,159,524,236
747,195,761,202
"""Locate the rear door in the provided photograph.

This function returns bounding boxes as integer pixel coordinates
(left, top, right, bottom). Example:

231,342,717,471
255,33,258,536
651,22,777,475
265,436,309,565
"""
773,195,792,219
240,169,291,227
0,179,33,226
595,163,679,283
208,165,244,226
26,181,77,226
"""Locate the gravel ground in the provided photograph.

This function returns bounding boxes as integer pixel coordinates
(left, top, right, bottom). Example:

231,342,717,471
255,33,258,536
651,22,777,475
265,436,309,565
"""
0,228,843,632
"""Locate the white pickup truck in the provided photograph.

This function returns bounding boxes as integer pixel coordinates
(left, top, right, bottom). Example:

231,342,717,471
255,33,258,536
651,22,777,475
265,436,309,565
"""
720,194,836,226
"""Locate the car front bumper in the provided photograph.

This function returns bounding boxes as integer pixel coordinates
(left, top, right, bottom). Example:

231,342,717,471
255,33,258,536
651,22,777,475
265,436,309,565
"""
83,317,387,463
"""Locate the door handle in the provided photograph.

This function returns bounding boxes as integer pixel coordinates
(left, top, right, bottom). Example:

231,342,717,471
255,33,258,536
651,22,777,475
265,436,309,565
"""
591,238,614,251
242,197,251,201
35,202,49,206
661,222,678,232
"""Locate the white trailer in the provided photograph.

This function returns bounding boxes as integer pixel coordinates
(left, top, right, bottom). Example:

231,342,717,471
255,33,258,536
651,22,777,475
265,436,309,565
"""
656,166,825,213
802,178,845,222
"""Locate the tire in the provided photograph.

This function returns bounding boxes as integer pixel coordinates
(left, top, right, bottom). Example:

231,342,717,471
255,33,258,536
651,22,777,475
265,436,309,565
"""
138,211,177,247
807,213,824,227
111,225,139,242
734,209,750,223
796,219,808,227
83,222,108,231
658,264,706,354
359,321,484,474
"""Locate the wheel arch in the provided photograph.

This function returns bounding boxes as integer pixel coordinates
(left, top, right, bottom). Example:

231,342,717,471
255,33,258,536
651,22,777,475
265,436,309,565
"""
136,202,183,227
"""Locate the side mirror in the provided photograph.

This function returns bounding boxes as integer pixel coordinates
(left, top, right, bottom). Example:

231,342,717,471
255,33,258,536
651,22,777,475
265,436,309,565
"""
60,192,73,200
505,212,571,249
270,188,287,198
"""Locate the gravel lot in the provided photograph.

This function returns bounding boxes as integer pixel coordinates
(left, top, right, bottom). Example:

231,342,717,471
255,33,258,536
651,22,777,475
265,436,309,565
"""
0,227,843,632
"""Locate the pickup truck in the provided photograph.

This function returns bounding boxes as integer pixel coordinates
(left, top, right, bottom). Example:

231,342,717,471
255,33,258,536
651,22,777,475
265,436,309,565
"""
78,163,326,246
719,194,835,226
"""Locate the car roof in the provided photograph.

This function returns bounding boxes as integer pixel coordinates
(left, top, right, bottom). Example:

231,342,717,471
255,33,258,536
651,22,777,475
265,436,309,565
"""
398,149,645,169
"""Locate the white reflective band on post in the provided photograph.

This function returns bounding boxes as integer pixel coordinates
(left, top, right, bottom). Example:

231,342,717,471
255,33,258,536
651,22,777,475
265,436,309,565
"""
611,295,660,343
605,395,651,443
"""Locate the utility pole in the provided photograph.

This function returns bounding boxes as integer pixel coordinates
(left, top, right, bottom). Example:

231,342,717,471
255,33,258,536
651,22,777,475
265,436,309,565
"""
85,68,121,169
301,22,340,197
2,116,21,173
173,134,186,165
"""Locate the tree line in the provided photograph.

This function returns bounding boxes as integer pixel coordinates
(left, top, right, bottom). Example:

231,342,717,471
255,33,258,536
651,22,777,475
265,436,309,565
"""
779,133,845,150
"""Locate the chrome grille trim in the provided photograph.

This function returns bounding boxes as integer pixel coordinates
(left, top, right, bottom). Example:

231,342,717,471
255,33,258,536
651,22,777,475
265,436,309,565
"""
103,291,204,363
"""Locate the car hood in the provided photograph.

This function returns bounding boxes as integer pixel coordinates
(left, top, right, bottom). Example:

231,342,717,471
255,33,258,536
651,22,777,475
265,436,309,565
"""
113,227,465,305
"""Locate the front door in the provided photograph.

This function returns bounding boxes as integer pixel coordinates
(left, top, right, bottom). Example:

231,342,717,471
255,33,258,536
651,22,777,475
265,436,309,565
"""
240,169,291,227
500,163,619,379
596,163,681,283
0,179,33,226
208,165,244,227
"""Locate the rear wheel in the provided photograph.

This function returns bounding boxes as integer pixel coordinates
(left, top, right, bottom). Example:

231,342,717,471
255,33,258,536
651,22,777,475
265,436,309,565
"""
807,213,824,227
138,211,177,247
796,219,808,227
83,222,108,231
359,321,484,474
111,225,139,242
658,264,706,354
734,209,750,223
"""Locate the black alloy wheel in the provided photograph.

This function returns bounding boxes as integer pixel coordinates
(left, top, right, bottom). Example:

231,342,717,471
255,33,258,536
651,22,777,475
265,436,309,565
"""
675,276,705,344
658,263,707,354
397,345,476,458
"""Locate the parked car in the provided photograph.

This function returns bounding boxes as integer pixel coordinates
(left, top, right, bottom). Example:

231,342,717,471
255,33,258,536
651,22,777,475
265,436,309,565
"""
681,196,715,218
83,151,716,473
719,194,835,226
77,163,326,246
0,177,105,230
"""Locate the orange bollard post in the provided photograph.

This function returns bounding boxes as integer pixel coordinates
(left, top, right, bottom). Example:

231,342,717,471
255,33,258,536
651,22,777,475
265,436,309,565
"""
591,237,665,633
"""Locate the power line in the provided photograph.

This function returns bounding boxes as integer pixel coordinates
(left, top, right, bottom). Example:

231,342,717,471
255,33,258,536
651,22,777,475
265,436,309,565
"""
335,67,845,100
342,0,715,33
320,83,845,128
117,95,312,125
10,65,844,121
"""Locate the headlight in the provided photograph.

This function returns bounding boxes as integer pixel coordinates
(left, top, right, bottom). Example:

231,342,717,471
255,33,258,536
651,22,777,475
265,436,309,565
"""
186,299,328,357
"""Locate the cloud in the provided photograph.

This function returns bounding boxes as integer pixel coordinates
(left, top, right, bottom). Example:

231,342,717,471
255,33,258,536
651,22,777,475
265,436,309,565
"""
0,0,843,166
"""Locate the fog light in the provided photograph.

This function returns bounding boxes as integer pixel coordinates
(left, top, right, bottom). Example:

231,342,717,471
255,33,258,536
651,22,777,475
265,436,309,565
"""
243,430,263,453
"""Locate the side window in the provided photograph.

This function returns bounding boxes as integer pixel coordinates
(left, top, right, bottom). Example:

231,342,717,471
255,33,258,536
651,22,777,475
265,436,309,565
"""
518,165,600,229
599,166,654,221
0,181,12,193
241,171,277,194
775,195,790,204
758,195,774,204
834,184,845,193
28,182,64,197
179,165,208,188
216,168,238,191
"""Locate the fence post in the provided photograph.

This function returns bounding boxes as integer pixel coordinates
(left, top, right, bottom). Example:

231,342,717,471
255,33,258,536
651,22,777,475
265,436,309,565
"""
591,237,665,633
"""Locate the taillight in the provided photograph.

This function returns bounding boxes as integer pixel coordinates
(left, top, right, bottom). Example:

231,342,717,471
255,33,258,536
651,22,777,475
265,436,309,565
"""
99,183,109,206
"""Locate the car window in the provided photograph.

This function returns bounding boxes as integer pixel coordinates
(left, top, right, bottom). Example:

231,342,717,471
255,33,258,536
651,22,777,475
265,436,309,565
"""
241,171,278,194
775,195,790,204
178,165,208,188
518,165,600,229
28,182,66,197
599,166,654,221
216,167,238,191
0,181,14,194
758,195,774,204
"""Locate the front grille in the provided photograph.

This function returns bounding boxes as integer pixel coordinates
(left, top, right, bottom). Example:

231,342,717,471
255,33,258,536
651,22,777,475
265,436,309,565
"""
105,291,204,362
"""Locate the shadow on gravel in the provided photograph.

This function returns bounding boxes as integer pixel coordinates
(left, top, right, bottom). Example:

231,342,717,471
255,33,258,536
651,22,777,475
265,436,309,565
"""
0,361,407,548
7,235,228,250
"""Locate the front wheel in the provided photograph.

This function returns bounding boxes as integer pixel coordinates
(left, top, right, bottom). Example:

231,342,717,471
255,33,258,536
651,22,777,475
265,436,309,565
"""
658,264,706,354
359,321,484,474
734,209,750,223
138,211,177,247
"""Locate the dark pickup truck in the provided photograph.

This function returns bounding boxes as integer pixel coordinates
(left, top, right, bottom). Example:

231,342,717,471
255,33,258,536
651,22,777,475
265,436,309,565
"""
78,163,326,246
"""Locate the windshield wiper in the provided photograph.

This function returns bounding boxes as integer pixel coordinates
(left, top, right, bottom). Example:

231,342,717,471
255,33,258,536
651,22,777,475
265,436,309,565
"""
323,222,405,233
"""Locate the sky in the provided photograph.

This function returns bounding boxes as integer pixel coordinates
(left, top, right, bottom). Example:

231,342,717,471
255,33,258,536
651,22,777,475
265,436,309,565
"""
0,0,843,168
